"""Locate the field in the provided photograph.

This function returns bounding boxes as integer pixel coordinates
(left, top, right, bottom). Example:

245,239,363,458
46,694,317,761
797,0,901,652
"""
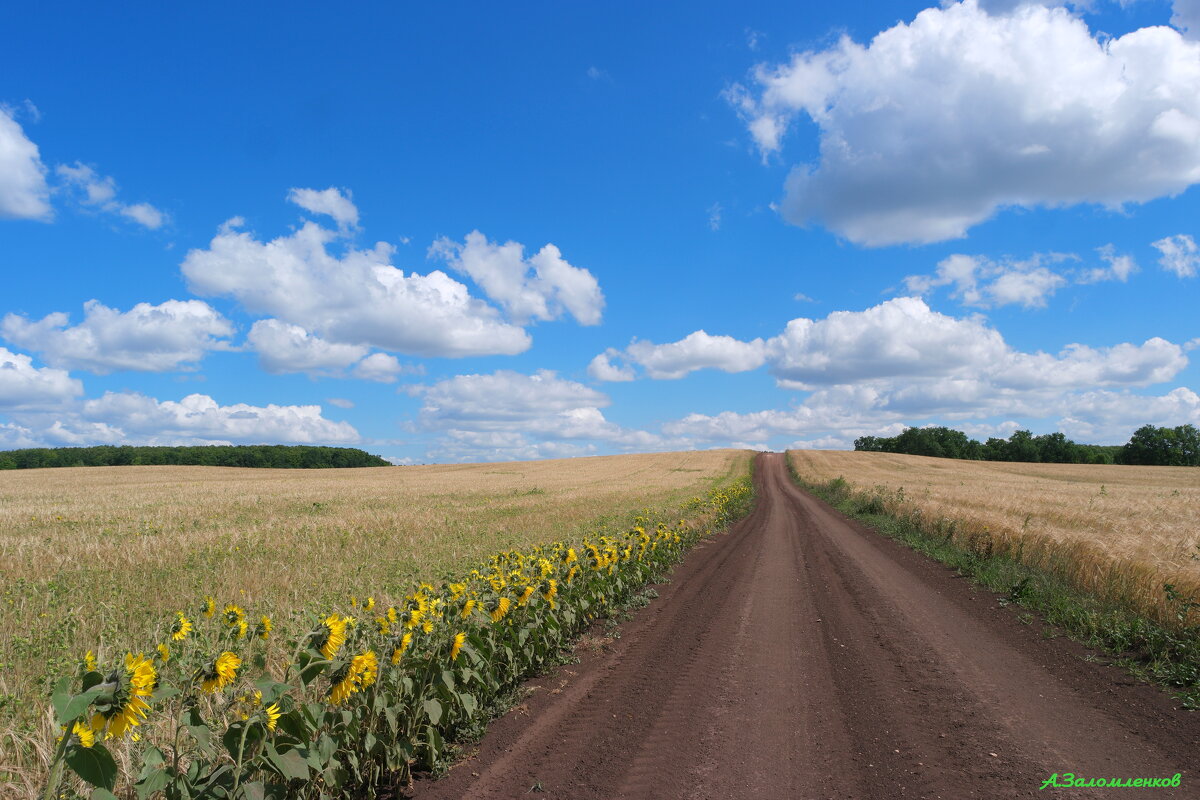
0,449,751,795
787,449,1200,626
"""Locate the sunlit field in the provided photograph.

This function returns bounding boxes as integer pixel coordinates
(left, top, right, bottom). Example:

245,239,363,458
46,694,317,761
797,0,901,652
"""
788,449,1200,624
0,449,751,795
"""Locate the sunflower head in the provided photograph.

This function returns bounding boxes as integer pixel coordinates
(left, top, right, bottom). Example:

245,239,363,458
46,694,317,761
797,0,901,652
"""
263,702,281,732
203,597,216,618
171,611,193,642
91,652,156,739
313,614,348,660
199,651,241,694
450,632,467,661
256,616,272,640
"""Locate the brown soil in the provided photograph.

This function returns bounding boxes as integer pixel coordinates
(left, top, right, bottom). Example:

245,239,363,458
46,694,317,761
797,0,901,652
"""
410,453,1200,799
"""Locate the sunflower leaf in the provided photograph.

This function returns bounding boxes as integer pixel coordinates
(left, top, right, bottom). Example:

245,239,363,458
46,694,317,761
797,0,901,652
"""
65,742,117,790
59,687,108,726
423,698,443,725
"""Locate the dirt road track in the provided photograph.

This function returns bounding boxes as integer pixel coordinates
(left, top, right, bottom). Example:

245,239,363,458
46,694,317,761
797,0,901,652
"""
412,453,1200,799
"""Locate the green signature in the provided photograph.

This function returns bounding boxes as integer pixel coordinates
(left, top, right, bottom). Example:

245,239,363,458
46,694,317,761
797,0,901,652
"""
1041,773,1182,789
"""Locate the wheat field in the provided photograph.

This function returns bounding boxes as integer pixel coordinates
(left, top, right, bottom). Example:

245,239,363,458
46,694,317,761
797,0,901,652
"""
0,448,750,785
788,449,1200,624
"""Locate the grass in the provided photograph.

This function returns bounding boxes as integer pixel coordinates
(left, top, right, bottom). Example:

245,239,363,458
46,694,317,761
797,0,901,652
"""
787,450,1200,708
0,448,751,796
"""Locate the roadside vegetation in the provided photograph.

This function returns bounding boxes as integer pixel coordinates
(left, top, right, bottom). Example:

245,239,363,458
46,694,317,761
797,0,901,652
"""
0,449,752,798
787,449,1200,708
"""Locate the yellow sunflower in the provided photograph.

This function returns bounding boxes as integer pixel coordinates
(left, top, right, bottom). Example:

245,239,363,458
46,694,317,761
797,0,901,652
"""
315,614,348,660
199,651,241,694
450,632,466,661
171,611,193,642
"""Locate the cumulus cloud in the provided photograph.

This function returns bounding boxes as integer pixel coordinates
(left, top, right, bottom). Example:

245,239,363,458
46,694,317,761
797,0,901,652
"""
77,391,360,444
732,1,1200,245
2,300,233,374
904,253,1070,309
287,187,358,229
587,350,636,382
0,347,82,409
0,107,51,220
56,162,166,229
429,230,604,326
1077,245,1138,284
411,369,663,461
906,247,1138,307
599,331,768,381
1152,233,1199,277
351,352,422,383
182,217,531,358
246,319,368,375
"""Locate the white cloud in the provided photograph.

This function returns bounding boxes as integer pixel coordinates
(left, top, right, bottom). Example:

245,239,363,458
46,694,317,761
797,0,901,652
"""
352,352,421,383
412,369,664,461
733,1,1200,245
2,300,233,374
0,107,51,220
1077,245,1138,284
246,319,368,375
587,349,636,382
767,298,1006,387
906,248,1138,308
56,162,166,229
707,202,722,231
0,347,82,409
1151,233,1199,277
287,187,358,229
78,391,360,444
613,330,768,380
327,397,355,409
182,217,532,358
429,230,604,326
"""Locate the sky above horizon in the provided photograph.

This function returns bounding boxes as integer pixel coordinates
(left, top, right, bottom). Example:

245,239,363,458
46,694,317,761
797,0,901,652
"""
2,0,1199,463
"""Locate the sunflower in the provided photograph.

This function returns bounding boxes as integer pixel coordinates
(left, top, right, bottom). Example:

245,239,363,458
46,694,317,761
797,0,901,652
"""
314,614,348,660
541,579,557,604
460,598,477,619
329,650,378,704
83,650,97,672
450,632,466,661
171,611,193,642
223,604,245,628
199,651,241,694
263,702,281,732
156,643,170,663
375,615,391,635
364,597,375,611
202,597,216,618
488,596,512,623
517,585,536,607
256,616,272,641
92,652,156,739
391,632,413,664
70,720,95,748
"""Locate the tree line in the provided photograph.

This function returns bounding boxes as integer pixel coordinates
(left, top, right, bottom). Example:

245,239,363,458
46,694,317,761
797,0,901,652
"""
853,424,1200,467
0,445,393,470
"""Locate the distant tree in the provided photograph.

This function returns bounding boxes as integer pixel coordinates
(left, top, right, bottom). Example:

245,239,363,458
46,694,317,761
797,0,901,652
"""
1006,430,1040,462
0,445,392,470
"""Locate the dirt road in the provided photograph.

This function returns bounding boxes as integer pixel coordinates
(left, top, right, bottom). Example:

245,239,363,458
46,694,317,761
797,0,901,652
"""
412,453,1199,799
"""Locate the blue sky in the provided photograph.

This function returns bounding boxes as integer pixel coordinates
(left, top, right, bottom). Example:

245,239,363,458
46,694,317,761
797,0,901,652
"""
2,0,1198,463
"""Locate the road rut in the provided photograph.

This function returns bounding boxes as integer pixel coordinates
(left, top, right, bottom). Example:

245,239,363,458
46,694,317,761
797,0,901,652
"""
412,452,1200,799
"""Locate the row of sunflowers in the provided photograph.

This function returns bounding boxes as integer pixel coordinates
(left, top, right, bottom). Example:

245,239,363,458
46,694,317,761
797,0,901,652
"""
42,477,752,799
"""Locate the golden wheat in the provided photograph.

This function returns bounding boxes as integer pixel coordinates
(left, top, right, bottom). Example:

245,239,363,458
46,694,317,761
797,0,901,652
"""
788,449,1200,625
